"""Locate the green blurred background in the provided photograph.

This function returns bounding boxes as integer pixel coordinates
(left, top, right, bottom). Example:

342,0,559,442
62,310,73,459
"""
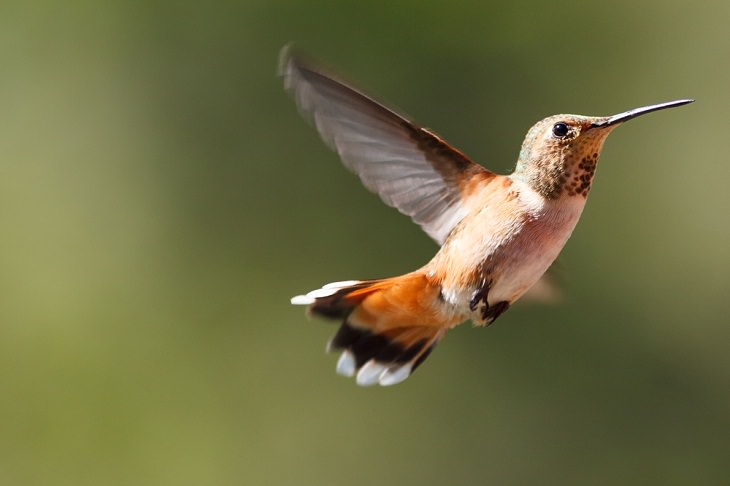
1,1,728,484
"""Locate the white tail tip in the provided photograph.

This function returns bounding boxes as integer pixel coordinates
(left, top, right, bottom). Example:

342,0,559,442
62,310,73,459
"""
336,351,356,377
355,361,388,386
353,360,413,387
290,280,362,306
379,365,412,387
290,294,314,305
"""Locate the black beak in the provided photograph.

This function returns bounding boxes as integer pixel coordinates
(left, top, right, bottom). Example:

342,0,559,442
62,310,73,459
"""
592,99,694,127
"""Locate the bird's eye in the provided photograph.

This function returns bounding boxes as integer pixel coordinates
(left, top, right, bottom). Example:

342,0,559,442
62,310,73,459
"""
552,122,569,138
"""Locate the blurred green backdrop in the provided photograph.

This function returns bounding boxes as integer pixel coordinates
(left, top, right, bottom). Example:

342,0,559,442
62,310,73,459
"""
0,1,728,485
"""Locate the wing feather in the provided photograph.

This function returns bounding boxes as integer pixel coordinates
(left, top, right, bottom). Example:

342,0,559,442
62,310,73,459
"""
280,47,495,244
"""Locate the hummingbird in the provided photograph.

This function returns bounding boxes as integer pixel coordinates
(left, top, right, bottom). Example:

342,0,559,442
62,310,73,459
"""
282,47,693,387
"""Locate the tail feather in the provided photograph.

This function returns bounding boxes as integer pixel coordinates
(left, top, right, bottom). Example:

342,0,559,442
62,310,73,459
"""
291,273,453,386
291,279,383,317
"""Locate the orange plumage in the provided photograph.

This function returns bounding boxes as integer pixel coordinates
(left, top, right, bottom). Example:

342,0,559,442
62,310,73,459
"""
296,273,458,386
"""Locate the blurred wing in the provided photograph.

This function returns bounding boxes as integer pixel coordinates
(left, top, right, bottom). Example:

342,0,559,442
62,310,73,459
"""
279,47,495,245
520,272,564,305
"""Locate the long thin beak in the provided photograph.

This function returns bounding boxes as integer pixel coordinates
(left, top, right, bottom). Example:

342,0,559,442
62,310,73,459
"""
592,99,694,127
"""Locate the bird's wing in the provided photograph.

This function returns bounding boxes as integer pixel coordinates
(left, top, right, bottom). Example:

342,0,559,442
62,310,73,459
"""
280,48,496,245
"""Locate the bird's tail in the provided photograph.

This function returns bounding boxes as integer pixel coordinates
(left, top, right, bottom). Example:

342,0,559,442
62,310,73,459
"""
291,272,453,386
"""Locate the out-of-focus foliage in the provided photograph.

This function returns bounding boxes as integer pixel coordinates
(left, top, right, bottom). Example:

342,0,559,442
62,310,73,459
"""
0,1,727,484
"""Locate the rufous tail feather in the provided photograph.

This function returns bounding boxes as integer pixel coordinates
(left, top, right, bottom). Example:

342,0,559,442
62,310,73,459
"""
291,273,451,386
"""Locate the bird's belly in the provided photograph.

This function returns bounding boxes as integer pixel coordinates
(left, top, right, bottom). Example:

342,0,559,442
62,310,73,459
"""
435,196,585,320
486,233,563,303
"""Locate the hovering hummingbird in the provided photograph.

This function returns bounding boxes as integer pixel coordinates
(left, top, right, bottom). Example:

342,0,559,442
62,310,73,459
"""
282,47,693,387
